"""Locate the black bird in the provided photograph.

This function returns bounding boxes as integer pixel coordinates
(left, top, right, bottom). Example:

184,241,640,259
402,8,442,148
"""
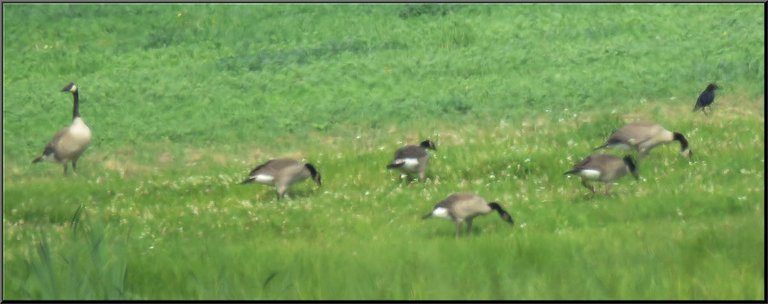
693,83,718,114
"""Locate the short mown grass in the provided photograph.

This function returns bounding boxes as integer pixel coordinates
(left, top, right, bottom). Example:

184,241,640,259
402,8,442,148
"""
2,3,765,300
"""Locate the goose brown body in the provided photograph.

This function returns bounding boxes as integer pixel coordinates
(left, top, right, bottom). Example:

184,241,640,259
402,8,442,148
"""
241,158,321,200
423,193,514,237
564,154,638,195
387,139,436,182
594,122,691,158
32,82,92,176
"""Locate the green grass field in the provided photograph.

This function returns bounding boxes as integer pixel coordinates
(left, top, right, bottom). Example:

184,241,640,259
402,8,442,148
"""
2,4,764,300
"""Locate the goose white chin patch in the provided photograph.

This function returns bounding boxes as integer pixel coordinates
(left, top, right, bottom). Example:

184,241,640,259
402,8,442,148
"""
579,169,601,180
253,174,274,183
431,207,451,220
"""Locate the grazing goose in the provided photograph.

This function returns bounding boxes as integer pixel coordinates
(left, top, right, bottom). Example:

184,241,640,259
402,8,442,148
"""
594,122,692,158
32,82,92,176
241,158,322,200
693,83,718,114
386,139,436,182
564,154,638,195
422,192,514,238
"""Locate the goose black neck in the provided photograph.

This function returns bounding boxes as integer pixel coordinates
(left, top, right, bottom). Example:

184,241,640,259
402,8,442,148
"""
488,202,514,224
71,91,81,119
623,155,638,178
305,163,322,186
420,140,435,150
673,132,688,152
305,164,318,177
489,202,507,214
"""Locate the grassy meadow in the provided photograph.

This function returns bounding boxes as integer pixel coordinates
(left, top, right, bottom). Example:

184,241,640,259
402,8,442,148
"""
2,4,765,300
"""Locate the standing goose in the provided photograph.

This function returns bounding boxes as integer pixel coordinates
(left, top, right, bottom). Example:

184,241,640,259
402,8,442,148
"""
422,193,514,238
693,83,718,115
32,82,92,176
386,139,436,182
593,122,692,158
241,158,322,200
564,154,638,195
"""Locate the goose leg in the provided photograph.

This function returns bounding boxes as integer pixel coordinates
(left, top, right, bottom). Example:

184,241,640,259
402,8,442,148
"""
581,179,595,193
63,163,69,176
455,222,461,238
276,184,288,200
604,183,613,195
638,149,649,160
466,219,474,235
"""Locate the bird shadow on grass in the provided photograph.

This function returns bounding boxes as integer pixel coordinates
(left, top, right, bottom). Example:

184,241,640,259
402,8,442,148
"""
390,173,437,187
245,188,319,202
279,189,320,201
567,191,629,203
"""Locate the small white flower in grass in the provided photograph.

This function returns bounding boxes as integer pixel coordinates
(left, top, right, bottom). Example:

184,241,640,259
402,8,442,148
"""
737,196,747,201
519,222,527,229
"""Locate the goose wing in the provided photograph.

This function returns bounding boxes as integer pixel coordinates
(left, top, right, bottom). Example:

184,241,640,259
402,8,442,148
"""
248,160,275,176
394,145,427,159
43,127,69,155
